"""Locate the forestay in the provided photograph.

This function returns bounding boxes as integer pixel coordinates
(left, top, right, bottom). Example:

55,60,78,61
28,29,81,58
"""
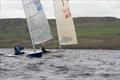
22,0,53,46
53,0,77,45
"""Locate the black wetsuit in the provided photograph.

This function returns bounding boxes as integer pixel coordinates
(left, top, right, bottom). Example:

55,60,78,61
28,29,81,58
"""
14,45,25,55
41,46,50,53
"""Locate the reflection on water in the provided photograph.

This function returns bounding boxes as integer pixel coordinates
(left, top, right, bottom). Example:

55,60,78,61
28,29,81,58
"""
0,49,120,80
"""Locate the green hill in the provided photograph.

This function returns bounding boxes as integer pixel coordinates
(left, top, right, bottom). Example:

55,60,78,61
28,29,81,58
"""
0,17,120,49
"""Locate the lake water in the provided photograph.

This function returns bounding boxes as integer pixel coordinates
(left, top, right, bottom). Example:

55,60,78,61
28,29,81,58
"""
0,49,120,80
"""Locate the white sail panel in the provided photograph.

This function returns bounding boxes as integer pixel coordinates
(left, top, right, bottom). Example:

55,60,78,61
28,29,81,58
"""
53,0,77,45
22,0,52,45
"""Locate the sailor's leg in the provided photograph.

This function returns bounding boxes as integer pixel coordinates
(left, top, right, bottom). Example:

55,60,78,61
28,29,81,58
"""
21,52,25,54
41,44,50,53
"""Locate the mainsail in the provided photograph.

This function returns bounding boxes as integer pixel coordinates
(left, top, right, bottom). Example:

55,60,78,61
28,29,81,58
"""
53,0,77,45
22,0,53,47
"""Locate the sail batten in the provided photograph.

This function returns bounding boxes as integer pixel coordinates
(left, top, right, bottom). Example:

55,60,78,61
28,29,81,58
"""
23,2,33,6
22,0,53,46
27,12,39,19
53,0,78,45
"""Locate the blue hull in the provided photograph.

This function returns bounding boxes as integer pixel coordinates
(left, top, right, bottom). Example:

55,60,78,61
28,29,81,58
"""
27,52,43,58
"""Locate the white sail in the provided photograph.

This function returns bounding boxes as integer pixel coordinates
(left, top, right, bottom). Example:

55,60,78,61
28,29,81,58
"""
22,0,53,46
53,0,77,45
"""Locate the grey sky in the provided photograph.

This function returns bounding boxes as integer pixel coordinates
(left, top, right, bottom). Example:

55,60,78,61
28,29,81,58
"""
0,0,120,19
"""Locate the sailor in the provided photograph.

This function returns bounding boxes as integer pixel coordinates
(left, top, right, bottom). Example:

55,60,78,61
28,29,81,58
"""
14,44,25,55
41,44,50,53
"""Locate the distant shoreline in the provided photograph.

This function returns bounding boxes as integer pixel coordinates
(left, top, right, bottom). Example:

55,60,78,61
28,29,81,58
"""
0,17,120,50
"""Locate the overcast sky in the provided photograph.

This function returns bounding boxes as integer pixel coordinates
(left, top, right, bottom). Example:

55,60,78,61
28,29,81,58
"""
0,0,120,19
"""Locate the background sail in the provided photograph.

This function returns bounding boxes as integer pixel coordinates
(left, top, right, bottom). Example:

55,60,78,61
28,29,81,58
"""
22,0,52,45
53,0,77,45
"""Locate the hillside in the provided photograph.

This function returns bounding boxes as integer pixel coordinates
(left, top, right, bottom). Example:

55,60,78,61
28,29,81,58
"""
0,17,120,49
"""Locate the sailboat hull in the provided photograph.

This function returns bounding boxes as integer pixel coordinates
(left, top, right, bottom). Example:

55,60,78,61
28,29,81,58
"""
27,50,43,58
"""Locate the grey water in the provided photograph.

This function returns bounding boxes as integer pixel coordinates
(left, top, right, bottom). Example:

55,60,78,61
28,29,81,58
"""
0,48,120,80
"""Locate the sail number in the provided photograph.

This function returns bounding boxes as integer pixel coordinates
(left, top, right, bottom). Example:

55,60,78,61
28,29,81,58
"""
33,0,42,11
63,8,71,18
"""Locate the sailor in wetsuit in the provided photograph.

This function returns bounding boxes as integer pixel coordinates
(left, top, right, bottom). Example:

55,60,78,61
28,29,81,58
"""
41,45,50,53
14,44,25,55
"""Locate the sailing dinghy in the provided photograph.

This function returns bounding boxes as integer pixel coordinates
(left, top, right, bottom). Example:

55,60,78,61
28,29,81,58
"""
21,0,77,57
53,0,78,48
22,0,53,57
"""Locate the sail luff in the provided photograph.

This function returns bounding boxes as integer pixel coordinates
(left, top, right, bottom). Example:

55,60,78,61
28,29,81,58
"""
53,0,61,46
53,0,78,45
21,0,35,48
22,0,53,46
